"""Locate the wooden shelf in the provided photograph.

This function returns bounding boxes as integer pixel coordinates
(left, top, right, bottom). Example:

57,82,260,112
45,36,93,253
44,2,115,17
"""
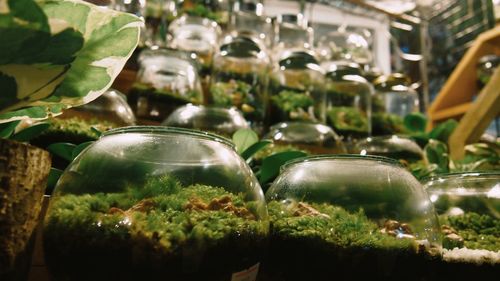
431,102,472,121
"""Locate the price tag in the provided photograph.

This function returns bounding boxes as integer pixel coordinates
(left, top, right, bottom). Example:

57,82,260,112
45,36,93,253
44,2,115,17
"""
230,263,260,281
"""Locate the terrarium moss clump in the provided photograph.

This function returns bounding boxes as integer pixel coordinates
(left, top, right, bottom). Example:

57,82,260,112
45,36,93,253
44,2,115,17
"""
44,175,267,281
264,200,437,281
327,106,369,138
30,117,116,148
372,112,408,136
270,89,316,122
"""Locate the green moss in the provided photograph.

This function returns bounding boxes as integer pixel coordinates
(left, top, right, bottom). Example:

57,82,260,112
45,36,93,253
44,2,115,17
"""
44,175,267,280
131,82,202,104
327,106,369,137
372,112,408,136
271,90,314,114
441,212,500,251
268,201,414,251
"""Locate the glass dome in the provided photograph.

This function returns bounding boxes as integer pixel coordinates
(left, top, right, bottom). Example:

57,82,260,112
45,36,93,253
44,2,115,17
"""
374,73,419,118
230,1,273,49
265,122,346,155
63,89,136,126
43,126,268,281
423,172,499,279
210,35,270,129
316,31,373,66
268,50,326,124
265,155,441,281
273,13,313,59
128,48,204,122
162,104,249,137
323,60,373,140
168,15,221,77
352,135,424,163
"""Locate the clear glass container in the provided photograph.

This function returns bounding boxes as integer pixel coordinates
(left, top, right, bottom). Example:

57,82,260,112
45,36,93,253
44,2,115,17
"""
179,0,230,26
323,60,372,140
63,89,136,127
352,135,423,163
210,35,269,128
128,48,204,122
265,155,441,281
268,50,325,124
143,0,178,48
316,31,373,66
229,1,273,49
273,13,314,59
163,104,249,137
264,122,346,155
423,172,499,279
477,55,500,89
43,127,268,281
168,15,221,78
374,73,419,118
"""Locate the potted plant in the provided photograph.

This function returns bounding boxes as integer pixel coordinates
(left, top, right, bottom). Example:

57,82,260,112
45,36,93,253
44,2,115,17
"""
0,0,141,279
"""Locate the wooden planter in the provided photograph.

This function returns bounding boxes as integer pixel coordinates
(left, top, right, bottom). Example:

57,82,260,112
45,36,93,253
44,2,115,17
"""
0,139,51,281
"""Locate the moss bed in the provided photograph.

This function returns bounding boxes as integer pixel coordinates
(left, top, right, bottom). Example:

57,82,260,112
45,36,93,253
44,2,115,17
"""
44,176,267,281
263,200,439,281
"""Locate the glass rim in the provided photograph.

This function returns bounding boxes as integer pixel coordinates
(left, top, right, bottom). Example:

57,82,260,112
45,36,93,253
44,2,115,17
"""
281,154,402,172
421,171,500,183
102,126,235,149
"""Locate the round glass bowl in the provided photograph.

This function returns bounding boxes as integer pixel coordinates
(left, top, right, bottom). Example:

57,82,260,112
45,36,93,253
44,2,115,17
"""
352,135,423,163
163,104,249,137
265,122,346,155
210,35,270,127
316,31,373,65
128,48,204,122
423,172,499,278
43,127,268,281
268,50,325,124
265,155,441,281
374,73,419,118
168,15,221,77
323,60,373,140
63,89,136,126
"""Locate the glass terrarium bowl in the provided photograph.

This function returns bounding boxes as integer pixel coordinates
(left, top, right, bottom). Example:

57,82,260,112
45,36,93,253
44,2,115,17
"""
229,1,273,49
322,60,373,140
477,54,500,89
62,89,136,127
374,73,419,118
268,50,325,124
210,35,270,130
168,15,221,78
423,172,500,278
264,155,441,281
43,126,268,281
162,104,249,137
316,31,373,66
352,135,424,163
273,13,314,59
264,122,346,155
128,48,204,122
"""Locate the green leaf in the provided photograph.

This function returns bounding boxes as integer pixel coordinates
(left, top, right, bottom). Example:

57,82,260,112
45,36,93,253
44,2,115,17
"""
259,151,308,184
424,139,449,173
429,119,458,143
71,141,93,160
10,122,50,142
241,140,272,161
46,167,63,194
404,112,427,133
0,120,20,138
47,142,76,162
90,126,102,137
232,128,259,154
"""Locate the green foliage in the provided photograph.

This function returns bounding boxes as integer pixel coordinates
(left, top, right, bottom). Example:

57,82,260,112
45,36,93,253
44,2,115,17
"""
258,151,308,184
241,140,272,161
428,119,458,143
232,128,259,154
424,139,449,174
372,112,407,136
211,80,253,108
0,0,141,122
46,167,63,194
271,90,314,113
45,175,266,256
0,120,20,138
404,112,427,133
268,201,414,250
10,122,50,142
327,106,369,134
441,212,500,251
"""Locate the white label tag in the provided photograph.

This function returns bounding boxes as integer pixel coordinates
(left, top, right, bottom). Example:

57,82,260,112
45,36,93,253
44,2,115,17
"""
230,263,260,281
